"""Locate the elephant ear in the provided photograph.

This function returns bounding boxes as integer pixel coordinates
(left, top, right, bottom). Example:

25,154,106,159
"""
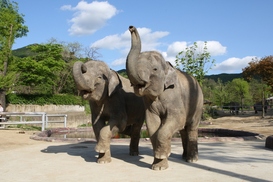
164,61,177,89
108,70,122,97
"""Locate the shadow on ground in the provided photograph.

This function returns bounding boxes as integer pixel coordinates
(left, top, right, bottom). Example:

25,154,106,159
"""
39,140,273,182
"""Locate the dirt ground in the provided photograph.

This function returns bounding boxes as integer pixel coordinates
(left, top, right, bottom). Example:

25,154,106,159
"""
202,110,273,138
0,110,273,151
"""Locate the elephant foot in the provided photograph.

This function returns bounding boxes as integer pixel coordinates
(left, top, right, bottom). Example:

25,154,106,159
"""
185,152,198,163
151,158,168,171
97,151,111,164
182,153,187,160
130,150,139,156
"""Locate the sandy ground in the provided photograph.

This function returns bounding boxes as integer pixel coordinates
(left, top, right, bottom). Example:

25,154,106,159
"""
0,114,272,182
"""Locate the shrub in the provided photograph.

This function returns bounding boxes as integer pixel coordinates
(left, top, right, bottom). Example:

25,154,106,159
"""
6,93,85,106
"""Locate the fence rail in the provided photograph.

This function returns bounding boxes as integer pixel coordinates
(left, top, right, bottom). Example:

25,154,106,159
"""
0,112,67,131
45,114,67,128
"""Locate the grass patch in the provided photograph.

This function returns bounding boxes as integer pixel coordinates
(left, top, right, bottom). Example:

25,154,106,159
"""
6,124,41,131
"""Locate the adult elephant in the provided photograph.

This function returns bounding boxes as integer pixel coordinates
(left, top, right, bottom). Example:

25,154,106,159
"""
126,26,203,170
223,102,241,115
73,60,145,164
254,101,268,114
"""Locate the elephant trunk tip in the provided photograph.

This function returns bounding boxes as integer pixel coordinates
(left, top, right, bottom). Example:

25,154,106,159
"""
129,25,136,32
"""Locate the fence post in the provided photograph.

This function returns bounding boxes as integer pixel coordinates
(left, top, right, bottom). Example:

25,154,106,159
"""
42,113,45,131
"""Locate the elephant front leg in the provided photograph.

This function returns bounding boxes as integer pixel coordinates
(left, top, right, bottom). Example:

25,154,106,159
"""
146,112,170,170
95,125,112,164
97,150,111,164
152,158,169,171
153,118,177,160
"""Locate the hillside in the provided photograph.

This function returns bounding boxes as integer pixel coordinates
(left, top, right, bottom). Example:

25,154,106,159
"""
118,69,242,83
205,73,242,83
12,44,37,57
12,45,242,83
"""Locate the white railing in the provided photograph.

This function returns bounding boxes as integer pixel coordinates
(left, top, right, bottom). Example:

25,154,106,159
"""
45,114,67,128
0,112,67,131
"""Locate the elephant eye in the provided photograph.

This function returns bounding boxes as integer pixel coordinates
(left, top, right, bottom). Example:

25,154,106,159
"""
153,68,157,71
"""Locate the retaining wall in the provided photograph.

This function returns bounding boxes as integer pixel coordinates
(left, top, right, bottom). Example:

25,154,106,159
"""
6,104,85,113
4,104,90,128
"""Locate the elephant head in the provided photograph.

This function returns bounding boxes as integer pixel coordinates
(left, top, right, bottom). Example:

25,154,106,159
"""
126,26,177,99
73,60,121,102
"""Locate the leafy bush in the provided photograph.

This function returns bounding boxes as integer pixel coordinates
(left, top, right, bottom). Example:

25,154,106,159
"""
6,93,85,105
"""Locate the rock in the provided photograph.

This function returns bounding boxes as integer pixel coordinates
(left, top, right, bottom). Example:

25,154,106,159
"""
265,135,273,150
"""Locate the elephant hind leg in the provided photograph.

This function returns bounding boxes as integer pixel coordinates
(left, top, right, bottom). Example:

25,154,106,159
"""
180,127,198,163
186,129,198,162
120,123,142,156
129,124,142,156
179,129,188,160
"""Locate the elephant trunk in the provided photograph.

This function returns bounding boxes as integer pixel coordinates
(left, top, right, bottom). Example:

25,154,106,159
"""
73,61,90,91
126,26,145,85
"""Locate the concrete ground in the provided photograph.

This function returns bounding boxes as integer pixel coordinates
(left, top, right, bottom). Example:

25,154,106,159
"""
0,130,273,182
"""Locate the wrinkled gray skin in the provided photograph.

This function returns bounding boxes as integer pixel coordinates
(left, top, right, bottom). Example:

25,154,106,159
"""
73,60,145,164
126,26,204,170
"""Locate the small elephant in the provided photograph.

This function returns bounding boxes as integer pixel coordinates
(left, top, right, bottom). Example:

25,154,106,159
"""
126,26,204,170
223,102,241,115
73,60,145,164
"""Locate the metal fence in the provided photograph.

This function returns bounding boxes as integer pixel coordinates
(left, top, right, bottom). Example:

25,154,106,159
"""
0,112,67,131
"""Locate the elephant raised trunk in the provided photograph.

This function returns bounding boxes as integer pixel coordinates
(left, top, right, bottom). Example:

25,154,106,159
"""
73,61,91,91
126,26,145,86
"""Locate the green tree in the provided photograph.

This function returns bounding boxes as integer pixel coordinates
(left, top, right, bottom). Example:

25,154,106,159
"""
15,44,65,94
242,56,273,117
212,79,228,106
175,41,215,85
226,78,250,110
0,0,28,107
202,78,217,102
243,56,273,92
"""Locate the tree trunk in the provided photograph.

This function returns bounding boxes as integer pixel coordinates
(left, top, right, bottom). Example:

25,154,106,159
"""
0,90,6,111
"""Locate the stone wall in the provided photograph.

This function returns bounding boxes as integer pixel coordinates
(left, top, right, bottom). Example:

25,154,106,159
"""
6,104,85,113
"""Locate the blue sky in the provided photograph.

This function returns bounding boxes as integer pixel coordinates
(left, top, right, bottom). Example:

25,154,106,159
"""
12,0,273,75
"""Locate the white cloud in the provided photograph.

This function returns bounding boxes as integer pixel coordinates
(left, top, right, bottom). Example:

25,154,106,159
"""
204,41,226,56
91,27,169,67
61,1,118,36
212,56,256,73
162,41,227,66
91,32,130,50
91,27,169,50
111,58,125,67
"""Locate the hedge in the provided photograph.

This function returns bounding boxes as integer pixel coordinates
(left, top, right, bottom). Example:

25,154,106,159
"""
6,93,85,106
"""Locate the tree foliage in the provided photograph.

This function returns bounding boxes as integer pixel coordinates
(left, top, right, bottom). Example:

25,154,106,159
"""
242,56,273,91
226,78,250,106
212,79,228,106
0,0,28,76
175,41,215,85
0,0,28,107
15,44,65,94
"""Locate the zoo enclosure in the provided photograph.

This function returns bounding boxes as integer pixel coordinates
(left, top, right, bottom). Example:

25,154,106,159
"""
0,112,67,131
207,104,272,116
